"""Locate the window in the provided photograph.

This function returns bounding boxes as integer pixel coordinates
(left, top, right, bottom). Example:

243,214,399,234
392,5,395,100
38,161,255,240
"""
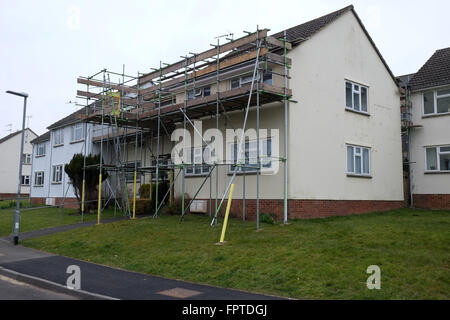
71,123,84,142
125,161,141,182
21,175,30,186
52,165,63,183
187,87,210,101
159,99,174,107
345,81,368,113
231,78,240,89
54,129,64,145
347,145,370,175
34,171,44,186
423,87,450,115
186,147,211,176
22,153,32,164
263,68,273,85
425,145,450,172
36,143,46,156
229,138,272,173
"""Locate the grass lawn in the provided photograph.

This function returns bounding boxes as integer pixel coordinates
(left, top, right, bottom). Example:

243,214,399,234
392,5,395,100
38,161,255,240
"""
0,205,119,237
22,208,449,299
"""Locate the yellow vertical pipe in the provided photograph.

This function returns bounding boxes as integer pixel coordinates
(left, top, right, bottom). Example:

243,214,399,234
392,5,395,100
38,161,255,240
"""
219,184,235,244
169,170,174,205
97,173,102,225
132,171,137,219
81,179,86,213
149,174,153,201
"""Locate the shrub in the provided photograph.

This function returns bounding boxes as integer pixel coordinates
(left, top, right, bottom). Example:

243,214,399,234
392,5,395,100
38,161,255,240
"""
139,184,151,198
260,213,275,225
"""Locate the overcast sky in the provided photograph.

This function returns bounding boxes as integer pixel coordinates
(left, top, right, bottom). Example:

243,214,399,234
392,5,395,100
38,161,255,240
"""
1,0,449,137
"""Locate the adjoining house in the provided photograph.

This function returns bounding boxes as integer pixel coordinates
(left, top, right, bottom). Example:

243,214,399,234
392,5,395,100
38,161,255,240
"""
32,5,406,219
29,110,100,208
401,47,450,209
0,128,38,198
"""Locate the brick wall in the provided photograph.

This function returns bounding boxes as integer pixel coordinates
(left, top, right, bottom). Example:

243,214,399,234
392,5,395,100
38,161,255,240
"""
0,193,29,199
30,197,79,209
202,198,405,220
413,194,450,210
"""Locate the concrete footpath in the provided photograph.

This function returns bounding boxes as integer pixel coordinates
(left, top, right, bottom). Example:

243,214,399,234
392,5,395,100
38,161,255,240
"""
0,230,283,300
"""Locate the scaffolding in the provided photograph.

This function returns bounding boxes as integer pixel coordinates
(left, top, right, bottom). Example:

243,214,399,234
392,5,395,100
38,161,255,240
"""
75,27,293,229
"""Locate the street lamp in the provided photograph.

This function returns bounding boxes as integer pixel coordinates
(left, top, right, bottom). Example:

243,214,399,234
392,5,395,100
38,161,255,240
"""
6,90,28,245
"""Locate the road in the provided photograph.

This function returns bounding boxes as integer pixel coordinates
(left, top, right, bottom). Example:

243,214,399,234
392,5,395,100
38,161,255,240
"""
0,274,77,300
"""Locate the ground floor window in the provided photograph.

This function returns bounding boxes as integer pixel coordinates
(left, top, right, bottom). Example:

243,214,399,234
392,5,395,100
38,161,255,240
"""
21,175,30,186
52,165,63,183
229,138,272,173
347,144,370,176
186,146,212,176
34,171,44,186
425,145,450,172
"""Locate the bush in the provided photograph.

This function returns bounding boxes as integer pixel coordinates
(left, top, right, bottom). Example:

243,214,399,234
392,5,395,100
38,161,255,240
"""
139,184,151,198
159,194,191,216
260,213,275,225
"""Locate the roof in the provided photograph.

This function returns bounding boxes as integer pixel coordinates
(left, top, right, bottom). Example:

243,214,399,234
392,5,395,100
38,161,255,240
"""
0,128,37,145
47,107,89,130
271,5,398,85
408,47,450,91
30,131,50,144
396,73,415,88
272,5,353,43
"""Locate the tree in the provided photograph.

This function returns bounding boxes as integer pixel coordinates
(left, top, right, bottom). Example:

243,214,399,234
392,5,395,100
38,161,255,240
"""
64,153,108,213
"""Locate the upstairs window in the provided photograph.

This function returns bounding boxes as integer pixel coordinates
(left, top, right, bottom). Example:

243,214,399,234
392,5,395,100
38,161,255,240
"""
71,123,84,142
345,81,368,113
187,86,211,101
54,129,64,146
22,153,32,164
425,145,450,172
36,143,46,156
423,88,450,115
347,145,370,176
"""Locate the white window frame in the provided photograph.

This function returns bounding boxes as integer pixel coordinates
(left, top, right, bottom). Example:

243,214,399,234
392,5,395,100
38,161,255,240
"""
346,144,371,176
345,80,369,114
187,86,211,101
185,146,212,176
228,138,273,174
34,171,44,186
52,165,63,183
125,161,141,182
53,129,64,146
22,153,32,164
36,143,46,157
422,87,450,116
71,123,84,142
21,175,30,186
424,145,450,172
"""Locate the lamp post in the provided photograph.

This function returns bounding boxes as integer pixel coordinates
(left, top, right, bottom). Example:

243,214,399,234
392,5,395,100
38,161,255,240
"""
6,90,28,245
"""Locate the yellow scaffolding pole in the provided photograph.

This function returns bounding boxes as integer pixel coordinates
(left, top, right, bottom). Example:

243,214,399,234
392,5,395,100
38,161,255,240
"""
169,170,174,205
81,179,86,213
97,173,102,225
219,183,235,244
132,171,137,219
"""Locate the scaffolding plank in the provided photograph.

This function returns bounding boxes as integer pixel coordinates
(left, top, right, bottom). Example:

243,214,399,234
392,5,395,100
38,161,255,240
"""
266,36,292,50
77,78,138,94
139,30,268,84
195,48,268,78
264,52,292,65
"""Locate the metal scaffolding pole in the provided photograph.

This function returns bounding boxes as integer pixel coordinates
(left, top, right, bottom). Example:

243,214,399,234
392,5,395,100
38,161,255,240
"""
283,30,288,224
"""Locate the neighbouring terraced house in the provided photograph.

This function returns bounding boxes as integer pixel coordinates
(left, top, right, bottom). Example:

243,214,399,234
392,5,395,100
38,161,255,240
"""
400,47,450,209
0,129,37,198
